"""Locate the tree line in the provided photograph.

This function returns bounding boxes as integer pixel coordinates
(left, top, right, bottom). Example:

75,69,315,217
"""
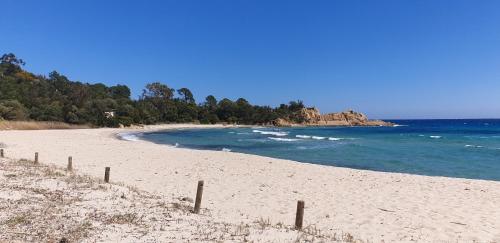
0,53,306,127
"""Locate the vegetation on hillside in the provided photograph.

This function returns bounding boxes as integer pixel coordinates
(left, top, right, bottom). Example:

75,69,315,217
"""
0,53,306,127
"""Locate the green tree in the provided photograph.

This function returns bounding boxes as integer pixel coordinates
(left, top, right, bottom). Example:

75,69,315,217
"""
1,53,25,66
110,85,131,99
142,82,174,100
177,88,195,104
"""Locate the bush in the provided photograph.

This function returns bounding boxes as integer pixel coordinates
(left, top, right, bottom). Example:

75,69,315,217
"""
0,100,28,120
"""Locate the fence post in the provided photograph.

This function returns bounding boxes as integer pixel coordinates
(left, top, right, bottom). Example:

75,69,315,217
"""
194,180,204,214
34,152,39,164
295,200,305,230
104,167,110,183
0,149,4,158
67,156,73,171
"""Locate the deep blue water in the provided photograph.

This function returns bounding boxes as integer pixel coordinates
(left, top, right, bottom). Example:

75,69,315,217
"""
140,120,500,181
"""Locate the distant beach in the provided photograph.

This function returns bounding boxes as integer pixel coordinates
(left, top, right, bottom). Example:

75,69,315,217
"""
1,124,499,242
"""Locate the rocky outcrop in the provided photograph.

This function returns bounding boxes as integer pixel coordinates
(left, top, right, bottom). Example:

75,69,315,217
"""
273,108,393,127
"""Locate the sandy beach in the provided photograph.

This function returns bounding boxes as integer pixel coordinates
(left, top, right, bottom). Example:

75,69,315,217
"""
1,124,500,242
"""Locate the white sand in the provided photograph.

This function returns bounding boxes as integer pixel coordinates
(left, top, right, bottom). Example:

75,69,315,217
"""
1,157,342,242
1,124,500,242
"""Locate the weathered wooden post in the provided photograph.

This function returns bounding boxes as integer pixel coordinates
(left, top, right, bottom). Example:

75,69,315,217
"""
34,152,39,164
0,149,4,158
295,200,305,230
67,156,73,171
104,167,110,183
194,180,204,214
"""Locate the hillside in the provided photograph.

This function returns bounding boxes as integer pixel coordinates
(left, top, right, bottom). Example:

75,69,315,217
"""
0,53,391,128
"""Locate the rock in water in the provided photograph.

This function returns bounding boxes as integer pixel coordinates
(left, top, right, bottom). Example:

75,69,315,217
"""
274,108,393,127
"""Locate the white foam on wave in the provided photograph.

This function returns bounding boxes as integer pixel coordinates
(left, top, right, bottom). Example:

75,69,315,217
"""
222,148,231,152
119,133,140,141
253,130,288,136
295,135,348,141
268,137,301,142
430,136,442,139
392,124,408,127
296,135,311,139
465,144,483,148
311,136,327,140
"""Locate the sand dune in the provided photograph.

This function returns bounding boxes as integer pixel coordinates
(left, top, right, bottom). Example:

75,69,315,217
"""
1,124,499,242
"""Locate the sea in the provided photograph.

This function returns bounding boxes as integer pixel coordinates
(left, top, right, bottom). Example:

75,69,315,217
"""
135,119,500,181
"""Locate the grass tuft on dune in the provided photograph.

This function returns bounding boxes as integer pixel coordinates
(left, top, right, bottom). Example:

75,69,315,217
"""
0,157,359,242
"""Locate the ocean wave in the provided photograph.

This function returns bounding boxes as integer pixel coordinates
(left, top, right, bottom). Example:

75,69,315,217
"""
465,145,483,148
295,135,348,141
311,136,327,140
296,135,311,139
430,136,442,139
392,124,408,127
119,133,140,141
268,137,301,142
222,148,231,152
253,129,288,136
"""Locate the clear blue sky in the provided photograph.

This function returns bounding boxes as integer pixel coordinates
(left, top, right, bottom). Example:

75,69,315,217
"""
2,0,500,119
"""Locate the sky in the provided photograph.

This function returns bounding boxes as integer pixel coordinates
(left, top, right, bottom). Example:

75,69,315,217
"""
1,0,500,119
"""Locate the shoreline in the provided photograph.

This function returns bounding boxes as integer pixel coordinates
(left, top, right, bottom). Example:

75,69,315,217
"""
123,125,498,183
1,124,500,241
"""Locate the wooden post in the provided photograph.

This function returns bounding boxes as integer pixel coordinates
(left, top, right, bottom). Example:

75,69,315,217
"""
194,180,204,214
104,167,110,183
34,152,39,164
295,200,305,230
0,149,4,158
67,156,73,171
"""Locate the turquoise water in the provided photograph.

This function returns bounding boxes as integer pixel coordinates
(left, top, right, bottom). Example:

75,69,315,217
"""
140,120,500,181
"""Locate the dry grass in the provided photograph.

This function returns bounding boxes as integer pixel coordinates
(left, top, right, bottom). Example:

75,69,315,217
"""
0,120,90,130
0,157,363,242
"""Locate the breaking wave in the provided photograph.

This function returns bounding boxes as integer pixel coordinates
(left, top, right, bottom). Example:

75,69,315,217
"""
296,135,347,141
119,133,140,141
253,130,288,136
296,135,311,139
268,137,301,142
311,136,327,140
465,144,483,148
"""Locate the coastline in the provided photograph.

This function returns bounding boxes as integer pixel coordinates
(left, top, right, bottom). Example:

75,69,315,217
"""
1,124,500,241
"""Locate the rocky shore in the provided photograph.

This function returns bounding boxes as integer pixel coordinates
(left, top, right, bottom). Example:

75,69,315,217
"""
273,108,393,127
